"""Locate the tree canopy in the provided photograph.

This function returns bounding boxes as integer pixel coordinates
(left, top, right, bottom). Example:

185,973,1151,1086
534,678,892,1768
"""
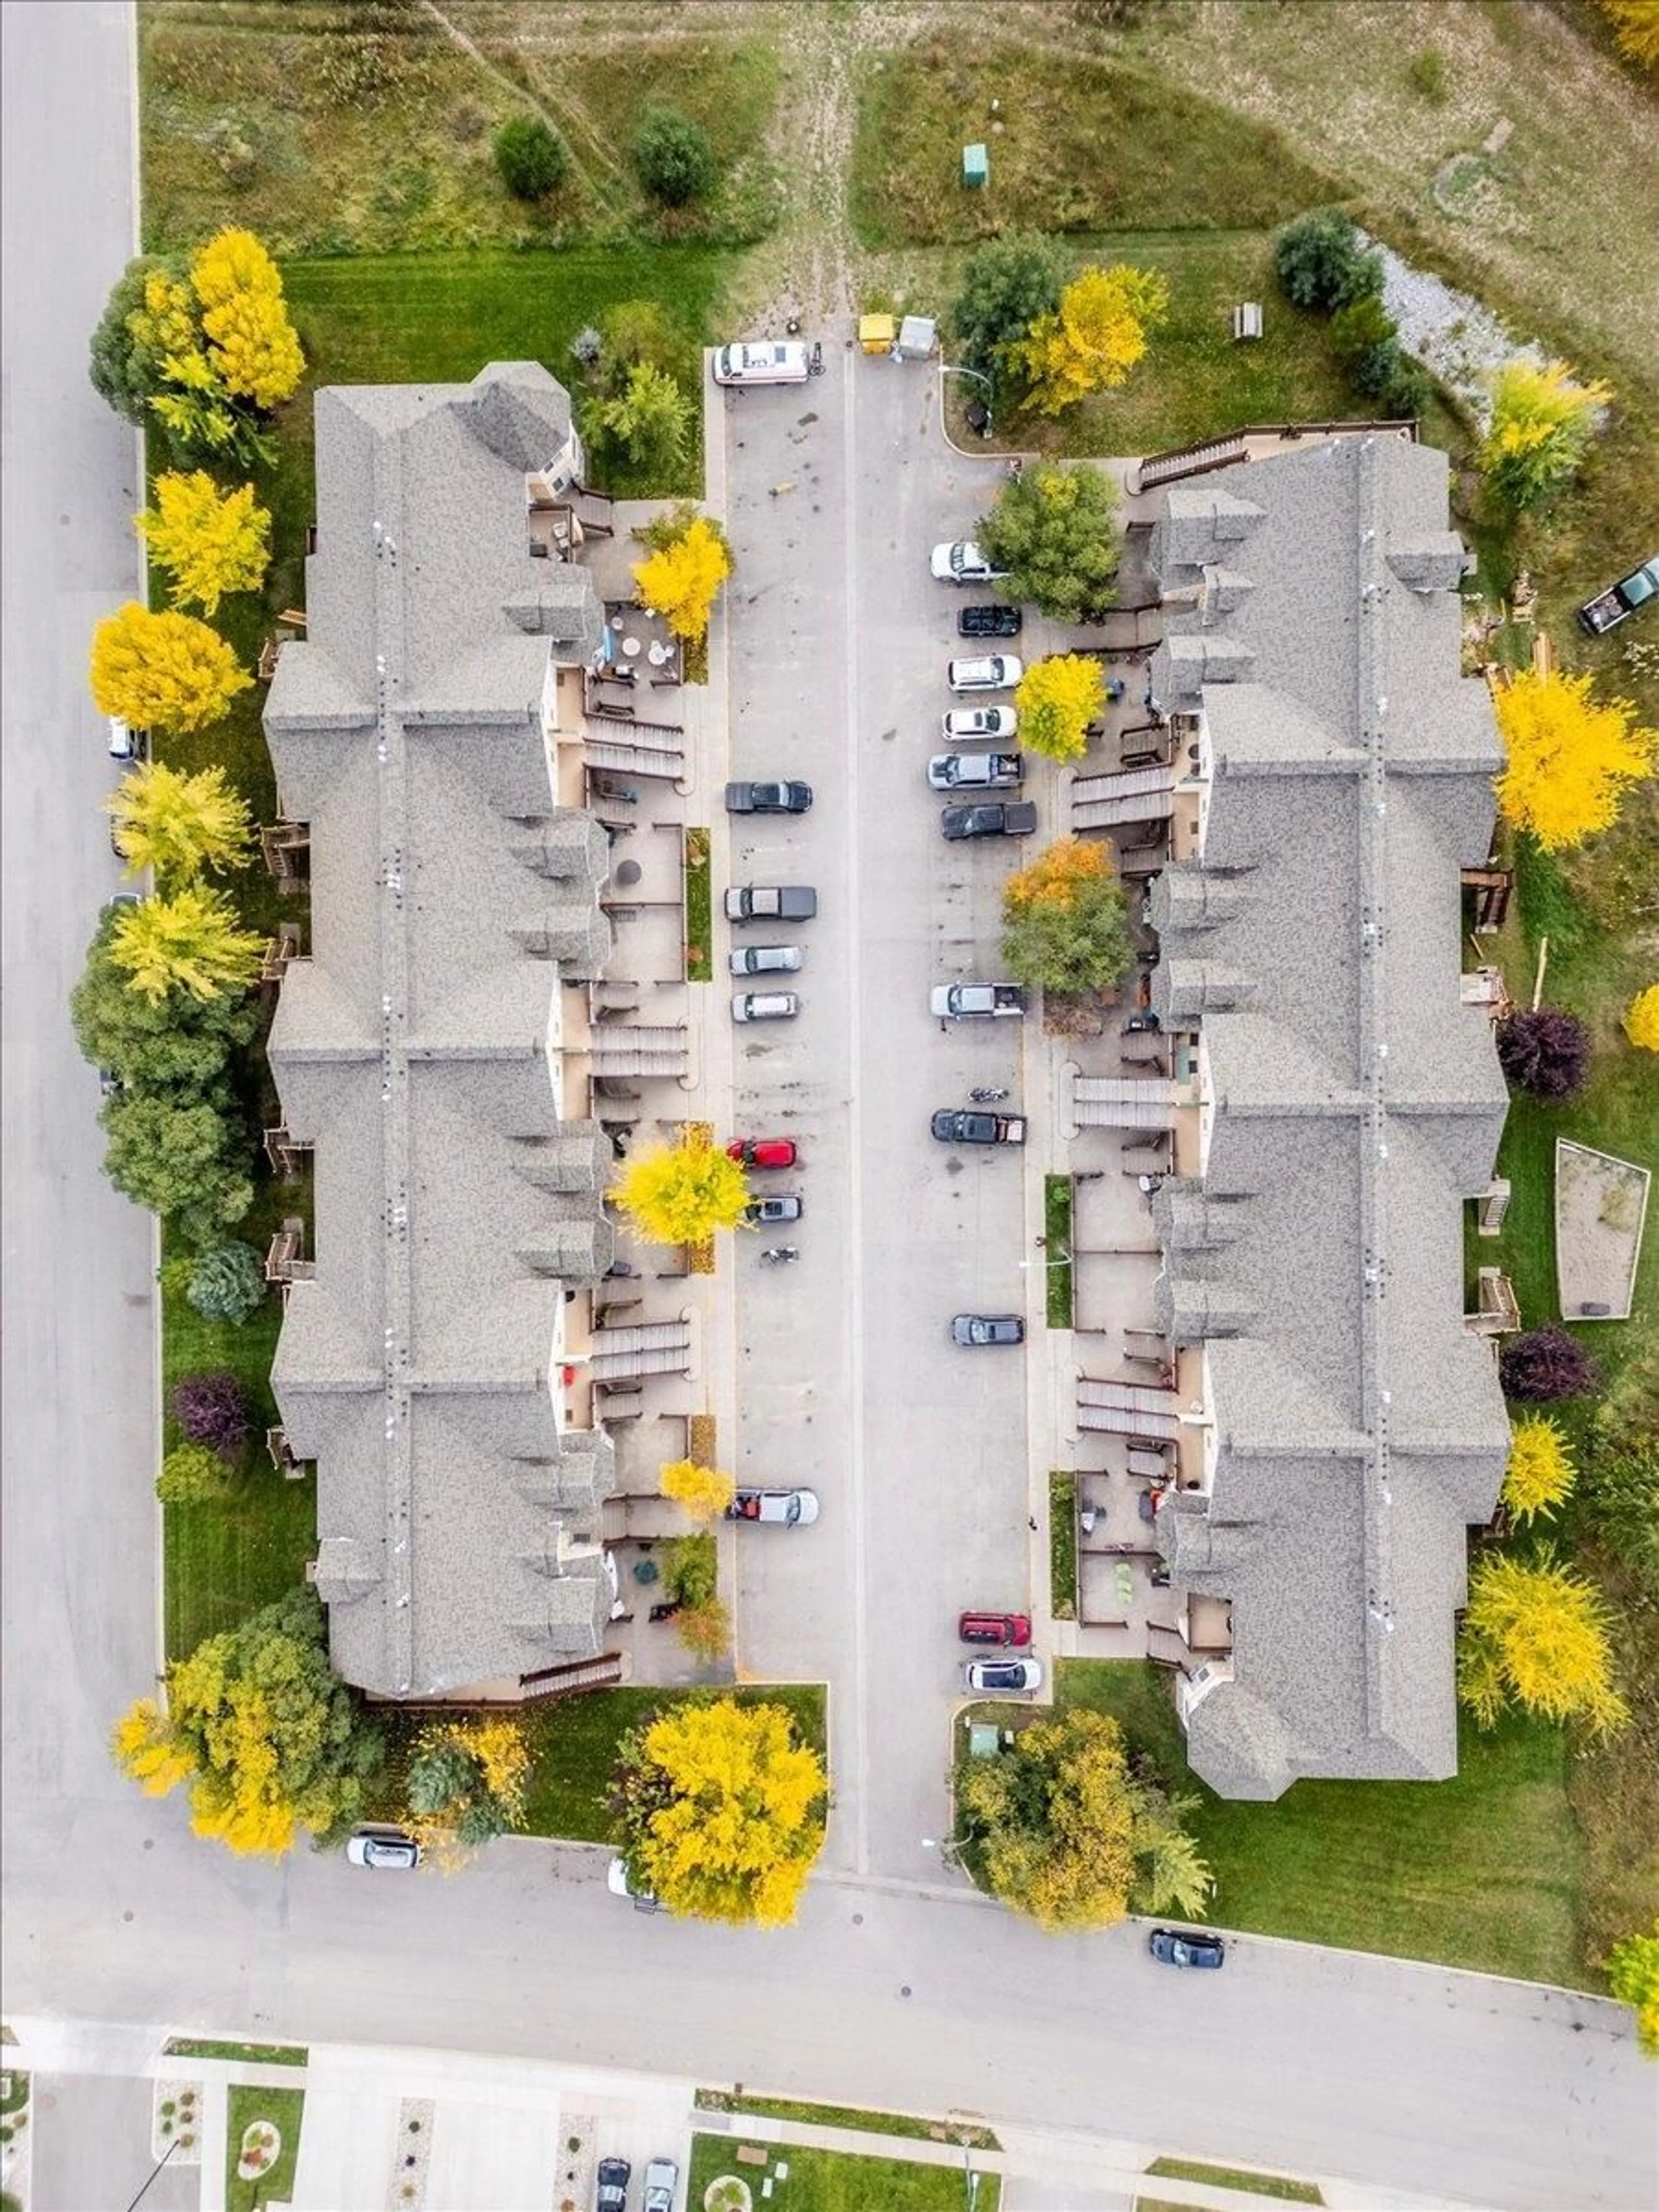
1014,654,1105,764
493,113,569,199
1480,358,1612,509
957,1707,1211,1932
71,909,259,1090
405,1716,530,1862
191,228,306,410
613,1697,828,1925
1607,1925,1659,2057
659,1457,737,1522
106,760,254,884
1623,984,1659,1050
634,105,716,206
89,602,252,736
99,1090,254,1245
1013,264,1170,416
1273,209,1384,311
1000,837,1133,996
1500,1324,1600,1404
633,512,732,642
949,233,1068,399
978,462,1122,623
156,1442,239,1505
1494,671,1656,851
1457,1549,1628,1735
1494,1004,1591,1100
1599,0,1659,66
598,360,695,474
611,1130,752,1245
112,1588,383,1856
137,472,270,616
107,884,264,1004
185,1240,268,1325
1501,1416,1576,1525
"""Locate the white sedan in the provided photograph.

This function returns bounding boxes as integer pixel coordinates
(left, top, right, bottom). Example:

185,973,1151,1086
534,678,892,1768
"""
931,540,1008,585
942,705,1018,741
948,655,1023,693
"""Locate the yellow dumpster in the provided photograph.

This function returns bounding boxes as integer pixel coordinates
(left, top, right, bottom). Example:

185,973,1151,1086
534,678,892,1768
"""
859,314,897,356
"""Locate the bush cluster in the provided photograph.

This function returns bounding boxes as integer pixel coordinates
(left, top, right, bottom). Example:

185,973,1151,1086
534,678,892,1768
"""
1273,208,1429,419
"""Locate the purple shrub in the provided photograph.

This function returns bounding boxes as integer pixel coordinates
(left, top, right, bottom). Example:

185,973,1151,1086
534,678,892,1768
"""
170,1369,250,1460
1495,1006,1590,1101
1499,1325,1599,1404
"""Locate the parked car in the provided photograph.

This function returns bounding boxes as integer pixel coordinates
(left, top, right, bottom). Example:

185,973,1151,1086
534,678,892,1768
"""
643,2160,679,2212
605,1859,660,1913
712,340,810,387
729,944,803,976
732,992,800,1022
931,1108,1027,1146
931,982,1026,1020
948,654,1023,693
745,1193,803,1224
726,780,812,814
1578,555,1659,636
725,884,817,923
107,717,146,761
928,751,1023,791
727,1137,798,1169
941,802,1038,840
951,1313,1026,1347
1148,1926,1226,1969
942,706,1018,741
931,540,1008,585
959,1611,1033,1646
596,2157,632,2211
957,603,1023,639
727,1488,820,1526
97,1067,123,1099
345,1826,420,1871
963,1657,1043,1694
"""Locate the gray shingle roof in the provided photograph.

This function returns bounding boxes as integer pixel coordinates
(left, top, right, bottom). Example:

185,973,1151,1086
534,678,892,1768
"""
1146,435,1510,1798
265,363,621,1699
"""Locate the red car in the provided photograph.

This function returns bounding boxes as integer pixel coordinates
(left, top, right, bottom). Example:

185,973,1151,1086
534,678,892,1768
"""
958,1611,1033,1647
728,1138,798,1170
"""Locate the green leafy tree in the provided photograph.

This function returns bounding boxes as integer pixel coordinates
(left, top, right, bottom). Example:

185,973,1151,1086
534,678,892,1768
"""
634,106,716,207
950,232,1068,398
661,1531,718,1610
1457,1548,1628,1734
99,1091,254,1244
106,760,253,884
611,1131,752,1244
1273,208,1383,311
594,299,702,398
493,113,569,199
613,1697,828,1925
71,910,259,1090
1001,837,1133,995
596,362,694,475
186,1241,267,1324
1606,1925,1659,2057
89,254,186,426
111,1587,383,1856
957,1707,1212,1931
405,1717,530,1859
108,885,264,1004
156,1443,238,1504
1480,358,1613,510
978,463,1122,623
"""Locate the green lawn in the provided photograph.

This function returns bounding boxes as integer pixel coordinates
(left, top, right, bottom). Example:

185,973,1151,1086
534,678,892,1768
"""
1048,1471,1077,1622
696,2092,997,2151
1146,2158,1321,2204
684,826,713,982
1043,1175,1073,1328
224,2083,303,2212
688,2134,999,2212
164,2038,306,2069
1056,1662,1591,1989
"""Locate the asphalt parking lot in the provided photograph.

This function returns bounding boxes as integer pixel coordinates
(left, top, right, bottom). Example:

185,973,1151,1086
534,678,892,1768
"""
717,343,1037,1881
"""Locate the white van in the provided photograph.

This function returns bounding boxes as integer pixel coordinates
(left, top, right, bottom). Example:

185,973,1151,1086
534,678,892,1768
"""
108,717,147,761
712,340,810,388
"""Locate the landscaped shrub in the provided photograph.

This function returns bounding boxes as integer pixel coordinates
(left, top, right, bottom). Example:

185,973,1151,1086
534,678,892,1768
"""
634,107,716,207
662,1530,718,1609
1408,47,1448,101
493,114,568,200
170,1369,251,1459
156,1443,238,1504
1273,208,1383,311
1499,1325,1600,1404
185,1240,267,1324
1495,1005,1592,1100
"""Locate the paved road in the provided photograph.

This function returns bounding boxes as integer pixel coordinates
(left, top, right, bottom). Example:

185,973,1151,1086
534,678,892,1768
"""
718,350,1035,1881
0,0,157,1856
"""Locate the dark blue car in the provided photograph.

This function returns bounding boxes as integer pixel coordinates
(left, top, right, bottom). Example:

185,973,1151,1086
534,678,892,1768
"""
1149,1926,1225,1968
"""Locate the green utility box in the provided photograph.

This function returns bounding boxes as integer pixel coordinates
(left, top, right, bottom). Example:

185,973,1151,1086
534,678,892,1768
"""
962,142,988,188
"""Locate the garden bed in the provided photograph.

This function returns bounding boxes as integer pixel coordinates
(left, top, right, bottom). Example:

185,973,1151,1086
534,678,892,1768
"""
1554,1140,1648,1322
225,2084,303,2212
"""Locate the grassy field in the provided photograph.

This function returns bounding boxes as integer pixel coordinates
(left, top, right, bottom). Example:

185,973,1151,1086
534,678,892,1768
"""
141,1,782,258
687,2133,999,2212
1146,2160,1321,2206
696,2091,998,2151
224,2082,303,2212
1055,1661,1591,1988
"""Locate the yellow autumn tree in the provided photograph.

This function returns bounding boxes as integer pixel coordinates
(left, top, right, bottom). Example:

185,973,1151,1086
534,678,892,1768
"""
404,1716,530,1866
1480,358,1613,508
138,471,271,615
1015,654,1106,763
191,227,305,409
108,884,264,1003
632,513,733,643
1598,0,1659,68
1457,1549,1629,1734
106,760,253,884
660,1457,737,1522
616,1698,828,1926
89,601,252,734
1623,985,1659,1050
1607,1926,1659,2058
1502,1416,1576,1525
611,1129,752,1244
111,1697,196,1797
1494,669,1656,850
1014,264,1170,416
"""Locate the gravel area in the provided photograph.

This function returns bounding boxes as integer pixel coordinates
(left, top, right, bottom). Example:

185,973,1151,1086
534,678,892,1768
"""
1361,234,1545,428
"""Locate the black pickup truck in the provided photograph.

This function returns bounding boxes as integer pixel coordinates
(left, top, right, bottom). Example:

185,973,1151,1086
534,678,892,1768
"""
940,801,1038,841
